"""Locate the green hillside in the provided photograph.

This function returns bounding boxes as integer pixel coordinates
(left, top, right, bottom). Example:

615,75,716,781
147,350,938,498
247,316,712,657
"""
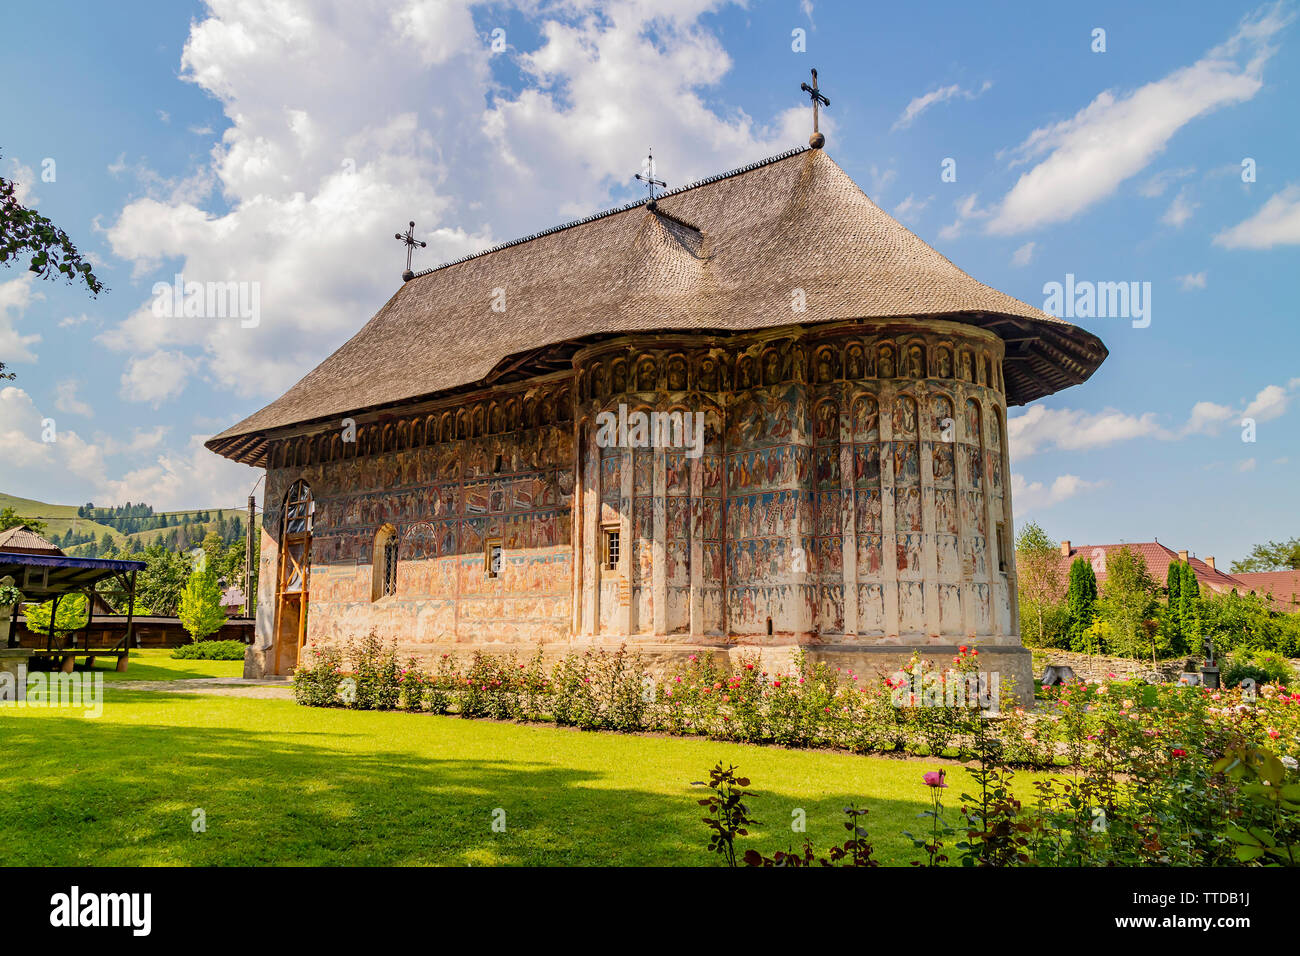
0,492,125,546
1,493,258,555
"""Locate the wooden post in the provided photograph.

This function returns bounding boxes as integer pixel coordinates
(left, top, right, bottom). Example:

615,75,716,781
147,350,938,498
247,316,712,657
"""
245,494,256,617
5,601,16,649
118,570,136,672
46,593,60,655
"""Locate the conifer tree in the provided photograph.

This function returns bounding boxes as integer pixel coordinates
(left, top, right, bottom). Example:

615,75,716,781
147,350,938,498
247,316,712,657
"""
1065,556,1098,652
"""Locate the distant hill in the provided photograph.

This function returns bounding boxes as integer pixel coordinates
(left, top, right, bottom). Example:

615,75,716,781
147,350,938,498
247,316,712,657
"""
0,493,258,556
0,492,125,546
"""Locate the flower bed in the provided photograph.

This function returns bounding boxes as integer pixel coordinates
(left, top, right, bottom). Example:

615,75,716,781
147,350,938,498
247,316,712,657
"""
292,634,1300,772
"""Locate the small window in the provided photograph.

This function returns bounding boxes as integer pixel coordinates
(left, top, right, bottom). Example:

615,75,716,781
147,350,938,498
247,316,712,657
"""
603,527,620,572
485,539,503,578
372,524,399,601
996,523,1008,573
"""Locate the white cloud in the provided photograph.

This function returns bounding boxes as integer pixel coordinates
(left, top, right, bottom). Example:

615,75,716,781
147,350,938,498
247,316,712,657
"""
1184,400,1234,435
0,384,256,509
0,275,43,364
1242,383,1291,422
120,350,200,407
986,4,1289,235
1139,166,1196,198
1238,458,1257,472
893,193,932,222
100,0,799,403
1010,473,1103,512
892,80,991,131
5,156,38,206
1011,378,1299,456
1162,186,1198,227
1011,241,1036,267
1214,183,1300,248
54,380,94,417
1008,405,1168,457
1176,271,1207,290
939,193,989,240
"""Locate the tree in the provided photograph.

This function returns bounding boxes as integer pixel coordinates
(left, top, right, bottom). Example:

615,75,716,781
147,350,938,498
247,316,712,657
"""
1,149,104,380
1015,521,1066,647
1065,557,1098,653
135,544,188,616
24,592,89,636
1097,546,1159,661
0,507,47,536
1231,537,1300,573
178,566,226,643
1179,561,1201,654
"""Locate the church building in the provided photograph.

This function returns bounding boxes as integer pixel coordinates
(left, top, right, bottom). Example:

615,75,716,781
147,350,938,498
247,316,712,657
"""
207,141,1106,694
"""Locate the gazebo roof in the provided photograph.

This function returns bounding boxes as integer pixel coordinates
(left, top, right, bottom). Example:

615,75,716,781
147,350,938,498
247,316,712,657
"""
0,551,146,599
0,524,63,556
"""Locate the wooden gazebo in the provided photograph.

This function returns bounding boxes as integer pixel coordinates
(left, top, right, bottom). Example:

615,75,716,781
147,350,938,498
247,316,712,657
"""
1,542,146,672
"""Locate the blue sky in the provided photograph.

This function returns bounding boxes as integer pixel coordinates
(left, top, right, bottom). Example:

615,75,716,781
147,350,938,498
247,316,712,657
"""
1,0,1296,567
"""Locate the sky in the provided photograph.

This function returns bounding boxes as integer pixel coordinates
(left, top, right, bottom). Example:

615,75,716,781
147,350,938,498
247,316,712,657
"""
0,0,1296,567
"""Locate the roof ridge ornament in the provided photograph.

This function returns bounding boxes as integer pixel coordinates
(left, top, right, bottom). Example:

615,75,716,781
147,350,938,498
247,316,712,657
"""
394,220,427,282
634,147,668,208
800,68,829,149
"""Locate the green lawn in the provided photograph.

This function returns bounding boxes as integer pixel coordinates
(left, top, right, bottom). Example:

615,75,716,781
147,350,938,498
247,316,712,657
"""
98,648,247,682
0,687,1058,866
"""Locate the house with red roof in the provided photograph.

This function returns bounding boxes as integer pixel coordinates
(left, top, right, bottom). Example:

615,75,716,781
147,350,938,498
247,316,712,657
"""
1056,539,1247,596
1232,570,1300,614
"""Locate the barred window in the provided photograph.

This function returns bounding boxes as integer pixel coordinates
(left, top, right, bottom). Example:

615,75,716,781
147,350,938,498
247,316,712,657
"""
372,524,399,600
486,539,503,578
603,527,620,572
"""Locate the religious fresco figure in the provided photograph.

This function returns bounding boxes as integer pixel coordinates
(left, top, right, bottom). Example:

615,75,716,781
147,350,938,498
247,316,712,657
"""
908,345,925,379
893,395,918,436
611,360,628,394
762,349,782,386
736,356,754,390
852,396,880,442
936,346,953,378
879,344,895,378
636,357,658,391
667,356,687,391
959,350,973,382
846,345,865,380
698,358,718,392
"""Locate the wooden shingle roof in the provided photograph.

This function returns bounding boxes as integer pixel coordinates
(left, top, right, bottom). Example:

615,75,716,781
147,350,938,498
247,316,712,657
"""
208,146,1106,466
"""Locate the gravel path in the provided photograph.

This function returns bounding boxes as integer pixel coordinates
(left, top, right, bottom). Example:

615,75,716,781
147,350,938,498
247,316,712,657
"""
109,678,294,699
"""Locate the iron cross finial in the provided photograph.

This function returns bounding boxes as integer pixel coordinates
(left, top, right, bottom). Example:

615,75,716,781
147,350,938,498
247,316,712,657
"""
800,68,830,148
394,220,427,282
634,148,668,204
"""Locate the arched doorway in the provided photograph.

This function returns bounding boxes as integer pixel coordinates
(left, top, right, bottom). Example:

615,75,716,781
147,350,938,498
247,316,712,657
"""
273,479,313,674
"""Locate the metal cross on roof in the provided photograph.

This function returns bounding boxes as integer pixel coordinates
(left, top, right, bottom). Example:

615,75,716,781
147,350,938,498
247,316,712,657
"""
394,220,427,282
634,148,668,204
800,68,830,148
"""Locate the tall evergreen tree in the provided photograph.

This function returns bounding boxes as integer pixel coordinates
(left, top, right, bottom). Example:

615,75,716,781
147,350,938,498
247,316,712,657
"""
1179,561,1201,655
1065,556,1099,652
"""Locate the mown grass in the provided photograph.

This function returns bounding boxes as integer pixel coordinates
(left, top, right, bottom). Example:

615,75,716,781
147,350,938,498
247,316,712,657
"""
97,648,247,683
1,687,1062,866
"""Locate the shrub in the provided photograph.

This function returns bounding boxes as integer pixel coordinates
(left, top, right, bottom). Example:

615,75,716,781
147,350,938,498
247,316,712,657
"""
347,631,400,710
1223,649,1293,688
171,639,247,660
292,643,344,707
